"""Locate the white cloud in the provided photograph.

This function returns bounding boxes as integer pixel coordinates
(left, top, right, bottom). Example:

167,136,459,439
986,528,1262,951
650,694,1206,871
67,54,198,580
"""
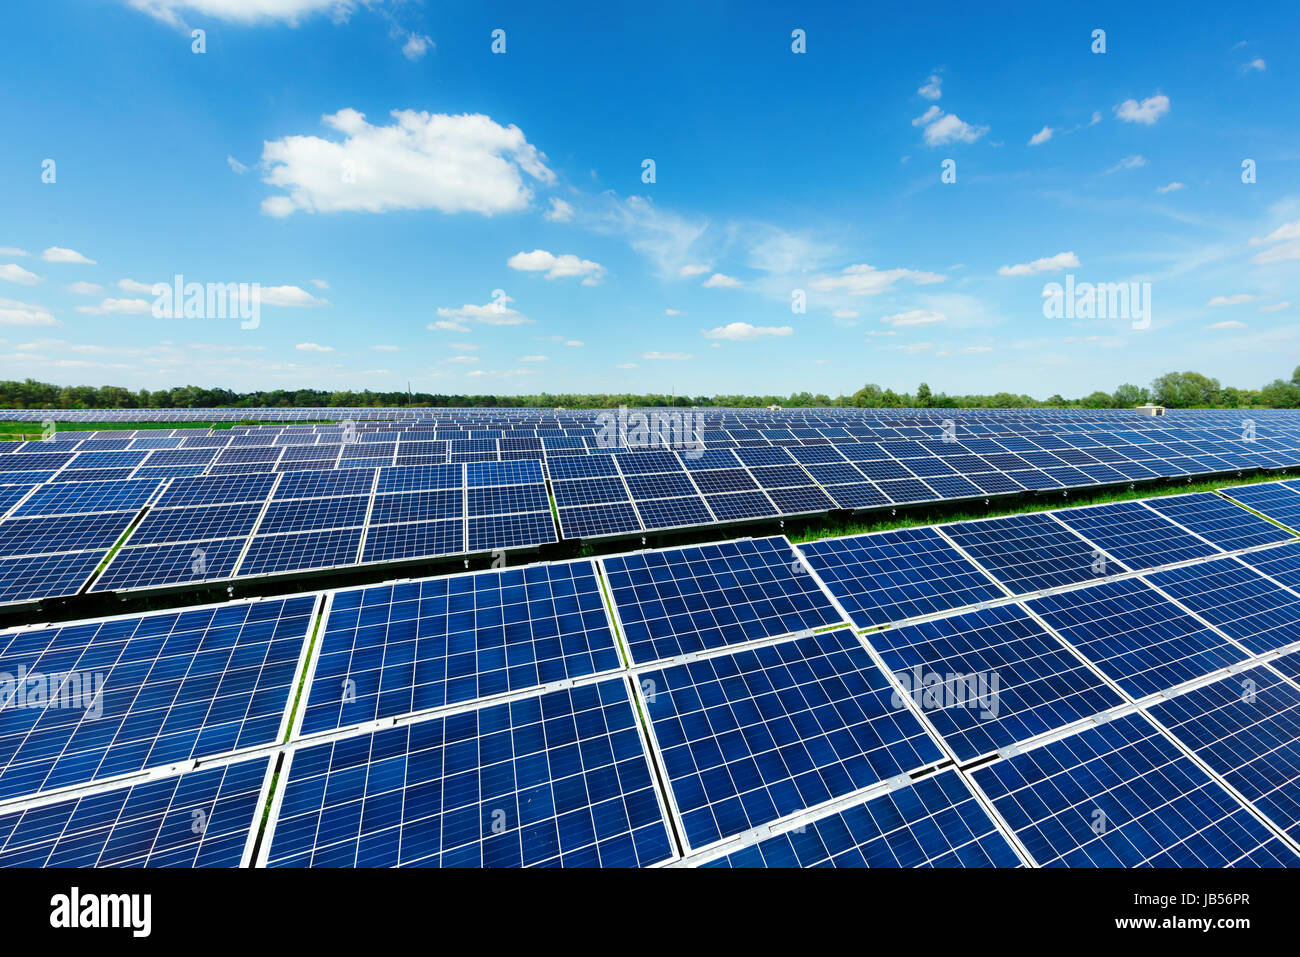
260,285,328,307
1242,58,1266,73
507,249,606,284
616,362,638,369
227,155,249,174
679,263,710,277
831,309,859,320
0,264,42,285
896,342,934,354
261,109,554,217
920,111,988,146
564,339,583,347
1115,93,1170,125
41,246,95,264
642,351,692,360
448,342,479,351
1156,182,1185,194
66,282,103,295
911,105,942,127
701,322,793,341
1253,241,1300,265
295,342,334,352
702,272,741,288
1206,294,1263,307
997,251,1080,276
1250,220,1300,245
0,298,58,327
810,263,945,296
76,297,153,315
402,33,433,61
1028,126,1054,146
118,278,156,294
1206,320,1247,330
959,345,994,354
0,248,29,257
880,309,947,328
1260,302,1291,314
664,308,682,316
545,197,574,222
443,355,479,364
127,0,365,26
917,74,942,100
434,296,534,327
429,319,469,332
518,355,548,362
584,195,708,279
310,278,330,289
1106,154,1148,174
371,344,400,351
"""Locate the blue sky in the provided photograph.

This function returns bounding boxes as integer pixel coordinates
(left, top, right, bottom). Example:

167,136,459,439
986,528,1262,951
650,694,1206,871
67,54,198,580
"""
1,0,1297,398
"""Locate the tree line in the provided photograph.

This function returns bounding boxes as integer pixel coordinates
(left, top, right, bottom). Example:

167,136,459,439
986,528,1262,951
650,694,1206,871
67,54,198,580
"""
0,368,1297,411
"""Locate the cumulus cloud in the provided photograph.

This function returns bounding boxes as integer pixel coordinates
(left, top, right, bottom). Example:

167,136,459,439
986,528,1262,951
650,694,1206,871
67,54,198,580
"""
880,310,947,327
0,248,29,257
118,278,157,294
917,74,942,100
127,0,365,26
0,264,42,285
1115,93,1170,124
544,197,574,222
1028,126,1054,146
810,263,945,296
1260,302,1291,314
701,322,793,341
260,285,328,307
433,295,534,327
701,272,741,288
295,341,334,352
1206,294,1263,307
402,33,433,61
518,355,548,362
0,298,59,327
41,246,95,264
997,251,1080,276
1242,58,1266,73
918,110,988,146
66,282,103,295
76,297,153,315
261,109,554,217
679,264,710,277
507,249,606,284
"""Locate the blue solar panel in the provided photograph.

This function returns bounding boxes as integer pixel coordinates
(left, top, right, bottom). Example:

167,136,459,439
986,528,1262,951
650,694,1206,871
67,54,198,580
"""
264,679,676,867
299,562,620,734
639,629,944,852
0,512,136,558
799,527,1005,629
623,472,696,499
1148,558,1300,655
257,496,370,534
128,502,263,546
1238,542,1300,591
0,551,106,606
466,512,556,551
943,512,1113,595
1150,666,1300,844
971,712,1296,867
0,596,314,800
635,495,714,531
1052,500,1222,571
466,459,544,487
603,536,842,665
871,603,1124,761
153,473,278,509
375,464,462,493
766,485,835,515
14,479,160,517
558,502,642,539
703,490,780,521
1144,493,1294,551
238,528,364,576
0,756,269,867
360,519,464,563
273,469,376,500
92,538,249,591
1027,577,1249,698
1221,482,1300,530
466,484,550,516
701,769,1021,868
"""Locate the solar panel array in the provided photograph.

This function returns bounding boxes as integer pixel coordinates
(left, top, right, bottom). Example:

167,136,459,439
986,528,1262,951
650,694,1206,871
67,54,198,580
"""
3,406,1300,606
4,475,1300,867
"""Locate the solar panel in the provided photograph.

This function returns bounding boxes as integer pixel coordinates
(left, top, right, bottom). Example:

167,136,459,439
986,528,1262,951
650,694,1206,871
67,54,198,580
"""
637,629,944,852
0,551,106,606
92,538,250,591
257,496,371,535
466,512,556,551
1221,482,1300,531
1148,558,1300,655
1149,666,1300,844
0,755,270,867
263,679,676,867
799,527,1005,628
1238,542,1300,591
0,596,315,801
942,512,1115,595
0,512,136,558
153,473,278,509
603,536,842,665
238,528,364,576
699,769,1022,868
1027,577,1249,699
298,561,621,735
1051,500,1222,571
127,502,263,546
970,712,1296,867
870,603,1125,761
1143,493,1294,551
14,479,160,517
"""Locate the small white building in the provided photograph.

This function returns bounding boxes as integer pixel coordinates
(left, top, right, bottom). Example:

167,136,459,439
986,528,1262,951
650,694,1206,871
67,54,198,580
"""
1136,404,1166,417
766,404,782,411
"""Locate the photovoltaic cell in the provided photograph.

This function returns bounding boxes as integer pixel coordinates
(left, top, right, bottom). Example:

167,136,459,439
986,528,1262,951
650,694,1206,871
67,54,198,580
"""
1027,577,1249,699
1220,482,1300,531
603,536,842,665
264,679,676,867
0,551,106,606
0,756,269,868
92,538,249,591
701,769,1021,868
299,562,620,734
639,629,944,852
971,713,1296,867
0,596,315,800
360,520,464,564
1052,500,1222,571
1238,542,1300,592
1147,558,1300,655
238,528,364,576
942,512,1113,595
1143,493,1294,552
799,527,1005,629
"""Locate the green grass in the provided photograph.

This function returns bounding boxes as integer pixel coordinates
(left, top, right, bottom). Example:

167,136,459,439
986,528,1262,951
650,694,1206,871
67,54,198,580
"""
0,419,296,440
788,472,1291,543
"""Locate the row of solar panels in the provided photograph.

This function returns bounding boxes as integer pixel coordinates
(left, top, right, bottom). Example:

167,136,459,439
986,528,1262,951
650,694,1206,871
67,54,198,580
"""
0,462,558,607
2,483,1300,866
